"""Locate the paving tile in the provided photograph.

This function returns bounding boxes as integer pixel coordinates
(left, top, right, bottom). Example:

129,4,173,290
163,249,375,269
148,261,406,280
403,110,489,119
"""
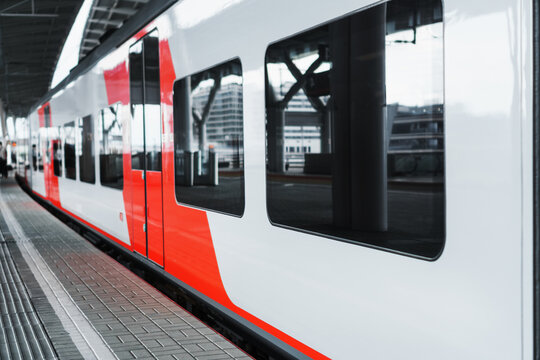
0,178,249,360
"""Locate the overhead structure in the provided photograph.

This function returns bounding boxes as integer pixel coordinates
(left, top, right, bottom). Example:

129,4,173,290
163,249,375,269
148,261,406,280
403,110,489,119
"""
79,0,150,60
0,0,154,118
0,0,83,117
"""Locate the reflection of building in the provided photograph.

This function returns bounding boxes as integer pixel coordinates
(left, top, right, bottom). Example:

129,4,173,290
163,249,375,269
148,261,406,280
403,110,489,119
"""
275,81,323,170
283,125,320,170
192,81,243,166
387,104,443,152
387,103,444,178
274,77,444,177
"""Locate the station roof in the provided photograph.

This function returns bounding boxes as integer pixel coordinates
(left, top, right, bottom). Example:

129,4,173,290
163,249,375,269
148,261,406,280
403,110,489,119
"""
79,0,150,60
0,0,83,117
0,0,153,118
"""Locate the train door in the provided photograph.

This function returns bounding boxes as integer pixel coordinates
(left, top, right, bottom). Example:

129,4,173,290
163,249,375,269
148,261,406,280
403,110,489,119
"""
42,105,61,206
129,30,164,266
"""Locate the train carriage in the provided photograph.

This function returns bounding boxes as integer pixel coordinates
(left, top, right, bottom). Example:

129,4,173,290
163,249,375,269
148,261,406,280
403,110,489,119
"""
16,0,540,358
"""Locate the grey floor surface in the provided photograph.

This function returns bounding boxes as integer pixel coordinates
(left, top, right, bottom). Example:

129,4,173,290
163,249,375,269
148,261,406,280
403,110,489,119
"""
0,178,249,360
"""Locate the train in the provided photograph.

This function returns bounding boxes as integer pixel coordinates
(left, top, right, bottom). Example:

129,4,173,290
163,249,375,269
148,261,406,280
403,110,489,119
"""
11,0,540,358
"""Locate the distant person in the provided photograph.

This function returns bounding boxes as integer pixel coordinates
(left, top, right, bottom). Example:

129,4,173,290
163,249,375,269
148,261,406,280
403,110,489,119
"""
0,142,6,178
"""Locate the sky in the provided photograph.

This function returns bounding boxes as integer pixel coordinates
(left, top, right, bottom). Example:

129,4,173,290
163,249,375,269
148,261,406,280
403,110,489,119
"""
50,0,94,89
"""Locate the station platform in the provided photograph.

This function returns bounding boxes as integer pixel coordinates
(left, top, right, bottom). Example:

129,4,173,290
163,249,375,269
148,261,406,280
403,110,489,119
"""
0,177,250,360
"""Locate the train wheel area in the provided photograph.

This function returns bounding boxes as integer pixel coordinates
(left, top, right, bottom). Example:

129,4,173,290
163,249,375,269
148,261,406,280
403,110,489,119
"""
0,176,251,360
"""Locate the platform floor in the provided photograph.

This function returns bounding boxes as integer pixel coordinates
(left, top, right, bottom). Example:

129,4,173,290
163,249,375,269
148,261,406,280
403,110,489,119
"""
0,178,249,360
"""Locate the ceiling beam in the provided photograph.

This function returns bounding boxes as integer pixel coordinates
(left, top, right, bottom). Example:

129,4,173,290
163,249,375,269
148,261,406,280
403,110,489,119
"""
85,28,105,34
88,18,123,26
0,13,58,18
0,0,29,13
93,6,137,16
82,38,100,45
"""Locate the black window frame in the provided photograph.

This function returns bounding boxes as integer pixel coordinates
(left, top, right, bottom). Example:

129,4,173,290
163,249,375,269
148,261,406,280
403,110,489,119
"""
37,128,45,172
99,103,124,190
129,29,162,173
264,1,445,260
172,57,245,217
52,126,62,177
64,121,77,180
31,131,38,172
78,114,96,184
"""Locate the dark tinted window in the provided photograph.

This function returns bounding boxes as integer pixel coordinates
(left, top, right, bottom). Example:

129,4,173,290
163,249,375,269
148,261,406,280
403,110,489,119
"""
130,40,144,170
44,105,50,127
99,105,123,189
173,59,244,216
143,32,161,171
64,121,76,179
37,128,45,171
129,31,161,172
78,115,95,184
52,127,62,177
44,106,51,169
265,0,444,258
31,134,37,171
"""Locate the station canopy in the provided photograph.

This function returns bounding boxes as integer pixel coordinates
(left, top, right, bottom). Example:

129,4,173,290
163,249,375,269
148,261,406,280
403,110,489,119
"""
0,0,150,117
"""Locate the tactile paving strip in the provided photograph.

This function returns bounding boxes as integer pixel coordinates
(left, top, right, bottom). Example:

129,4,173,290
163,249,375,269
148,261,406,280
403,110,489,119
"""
0,237,58,360
0,179,250,360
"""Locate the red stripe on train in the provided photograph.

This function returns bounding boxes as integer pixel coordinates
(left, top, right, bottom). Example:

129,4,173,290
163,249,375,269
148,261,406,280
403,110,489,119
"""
99,34,330,360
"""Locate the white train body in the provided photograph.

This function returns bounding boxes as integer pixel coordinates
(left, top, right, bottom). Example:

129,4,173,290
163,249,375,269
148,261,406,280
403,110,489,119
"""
20,0,536,358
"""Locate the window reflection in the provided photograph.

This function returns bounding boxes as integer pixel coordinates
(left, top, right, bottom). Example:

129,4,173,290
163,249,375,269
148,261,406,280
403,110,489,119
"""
79,115,95,184
38,128,45,171
99,104,123,189
265,0,444,258
129,30,162,172
144,32,162,171
130,40,144,170
145,105,161,171
44,106,51,167
51,127,62,177
173,58,244,216
31,132,37,171
64,121,76,179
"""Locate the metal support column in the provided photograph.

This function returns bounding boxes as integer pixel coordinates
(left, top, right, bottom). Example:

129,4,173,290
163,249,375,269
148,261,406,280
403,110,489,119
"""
174,76,194,185
350,5,387,231
330,5,388,231
267,105,286,173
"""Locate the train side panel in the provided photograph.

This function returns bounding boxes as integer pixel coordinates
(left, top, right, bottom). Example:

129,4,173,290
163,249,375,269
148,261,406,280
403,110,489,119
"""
25,0,531,358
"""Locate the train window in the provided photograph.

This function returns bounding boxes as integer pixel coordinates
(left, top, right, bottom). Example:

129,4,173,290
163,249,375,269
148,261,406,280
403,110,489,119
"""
78,115,95,184
130,40,144,171
129,30,161,172
265,0,444,258
37,128,45,171
143,32,162,171
44,106,51,167
173,58,245,216
44,105,50,127
52,127,62,177
99,104,123,189
31,133,37,171
64,121,76,179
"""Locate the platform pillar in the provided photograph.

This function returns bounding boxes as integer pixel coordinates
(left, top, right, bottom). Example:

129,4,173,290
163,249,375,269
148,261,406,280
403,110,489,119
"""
330,5,388,232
